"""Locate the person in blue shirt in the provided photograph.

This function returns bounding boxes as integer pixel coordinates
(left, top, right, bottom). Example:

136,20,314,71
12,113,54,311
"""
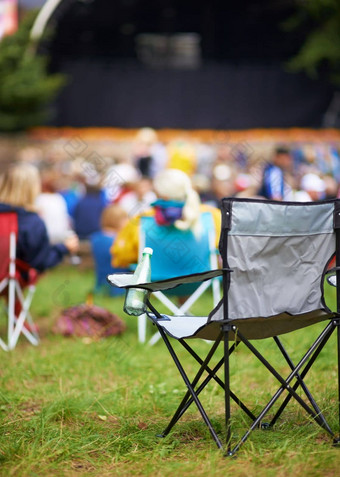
73,181,108,240
90,204,129,296
259,146,293,201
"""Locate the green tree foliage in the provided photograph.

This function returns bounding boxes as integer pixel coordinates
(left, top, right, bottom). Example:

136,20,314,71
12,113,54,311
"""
285,0,340,86
0,11,66,132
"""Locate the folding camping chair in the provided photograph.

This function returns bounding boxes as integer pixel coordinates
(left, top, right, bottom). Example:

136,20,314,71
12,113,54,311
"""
137,211,221,344
0,211,39,351
108,197,340,455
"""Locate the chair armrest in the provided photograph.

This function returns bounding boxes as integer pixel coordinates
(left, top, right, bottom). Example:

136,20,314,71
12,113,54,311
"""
325,267,340,275
15,259,39,286
107,268,231,292
106,273,135,288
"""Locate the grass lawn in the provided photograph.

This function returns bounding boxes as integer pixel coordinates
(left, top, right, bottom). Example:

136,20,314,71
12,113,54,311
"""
0,264,339,476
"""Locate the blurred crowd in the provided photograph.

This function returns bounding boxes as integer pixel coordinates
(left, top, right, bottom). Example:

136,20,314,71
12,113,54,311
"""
2,127,340,295
16,128,340,232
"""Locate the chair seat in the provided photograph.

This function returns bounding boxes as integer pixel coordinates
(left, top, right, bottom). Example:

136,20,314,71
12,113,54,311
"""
149,308,333,341
148,314,221,340
211,309,334,340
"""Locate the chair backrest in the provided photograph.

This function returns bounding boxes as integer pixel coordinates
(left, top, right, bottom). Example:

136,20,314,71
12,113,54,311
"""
210,198,337,336
0,211,18,281
140,211,216,282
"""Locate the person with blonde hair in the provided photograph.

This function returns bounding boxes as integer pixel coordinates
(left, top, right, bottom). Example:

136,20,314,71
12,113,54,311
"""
111,168,220,269
0,161,41,209
0,162,79,274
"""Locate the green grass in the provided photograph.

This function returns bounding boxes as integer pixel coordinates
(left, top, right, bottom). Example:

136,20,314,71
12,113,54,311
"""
0,265,339,476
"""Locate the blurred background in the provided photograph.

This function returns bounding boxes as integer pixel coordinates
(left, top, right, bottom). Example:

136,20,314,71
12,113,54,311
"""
1,0,338,129
0,0,339,196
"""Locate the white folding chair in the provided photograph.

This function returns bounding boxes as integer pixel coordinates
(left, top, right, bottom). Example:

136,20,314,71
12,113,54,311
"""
0,211,39,351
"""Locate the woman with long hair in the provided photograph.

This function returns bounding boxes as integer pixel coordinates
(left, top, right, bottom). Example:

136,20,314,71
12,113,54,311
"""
0,162,78,273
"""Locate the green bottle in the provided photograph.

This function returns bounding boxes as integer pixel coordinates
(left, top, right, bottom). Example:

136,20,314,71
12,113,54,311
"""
123,247,153,316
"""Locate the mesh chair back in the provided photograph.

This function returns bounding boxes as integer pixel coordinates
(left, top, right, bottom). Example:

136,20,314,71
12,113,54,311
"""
0,212,17,281
210,199,336,338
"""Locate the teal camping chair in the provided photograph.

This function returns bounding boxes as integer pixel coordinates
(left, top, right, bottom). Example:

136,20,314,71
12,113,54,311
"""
137,211,221,344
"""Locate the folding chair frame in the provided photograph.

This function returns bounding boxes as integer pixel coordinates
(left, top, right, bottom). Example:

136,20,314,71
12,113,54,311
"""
109,199,340,455
142,198,340,455
146,297,340,455
0,217,39,351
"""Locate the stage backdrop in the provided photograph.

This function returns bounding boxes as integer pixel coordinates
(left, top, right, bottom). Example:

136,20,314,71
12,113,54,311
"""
43,0,337,129
50,59,334,129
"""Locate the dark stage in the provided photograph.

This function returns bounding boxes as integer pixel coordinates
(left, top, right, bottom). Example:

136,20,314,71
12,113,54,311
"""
40,0,336,129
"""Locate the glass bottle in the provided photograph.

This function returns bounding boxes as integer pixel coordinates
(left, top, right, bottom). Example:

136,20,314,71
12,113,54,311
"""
123,247,153,316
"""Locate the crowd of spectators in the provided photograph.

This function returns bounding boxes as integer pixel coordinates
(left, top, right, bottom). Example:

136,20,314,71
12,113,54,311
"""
4,127,340,295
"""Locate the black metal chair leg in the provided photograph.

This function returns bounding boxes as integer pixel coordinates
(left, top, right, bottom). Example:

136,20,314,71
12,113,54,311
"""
270,330,335,434
335,318,340,445
157,325,224,450
180,339,257,421
223,324,232,454
160,334,222,437
274,336,323,414
235,325,336,436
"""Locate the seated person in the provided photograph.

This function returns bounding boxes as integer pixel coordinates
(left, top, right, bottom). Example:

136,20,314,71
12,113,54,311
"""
35,168,74,244
117,177,156,217
111,169,221,295
0,162,79,318
0,162,79,276
90,204,129,296
73,171,108,239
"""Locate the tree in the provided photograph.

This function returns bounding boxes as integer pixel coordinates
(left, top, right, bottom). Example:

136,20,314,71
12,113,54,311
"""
284,0,340,87
0,11,66,132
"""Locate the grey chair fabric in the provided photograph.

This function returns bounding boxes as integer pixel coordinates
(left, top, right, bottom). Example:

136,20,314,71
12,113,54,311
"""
209,199,336,339
108,197,340,455
119,199,336,340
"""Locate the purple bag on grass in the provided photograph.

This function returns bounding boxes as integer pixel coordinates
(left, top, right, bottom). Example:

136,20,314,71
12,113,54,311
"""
54,304,126,338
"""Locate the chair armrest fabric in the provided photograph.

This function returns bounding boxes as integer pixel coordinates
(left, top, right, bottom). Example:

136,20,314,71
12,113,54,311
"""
107,268,230,292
